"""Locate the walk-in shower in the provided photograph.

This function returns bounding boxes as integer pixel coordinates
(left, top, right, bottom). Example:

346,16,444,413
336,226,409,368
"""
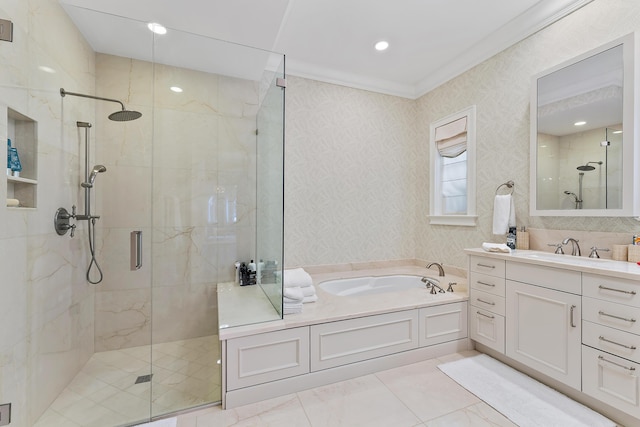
54,89,142,284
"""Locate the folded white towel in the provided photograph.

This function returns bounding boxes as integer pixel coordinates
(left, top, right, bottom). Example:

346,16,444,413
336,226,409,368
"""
284,268,313,288
303,294,318,304
301,285,316,297
283,286,304,302
482,242,511,253
284,306,302,315
283,299,303,314
492,194,516,235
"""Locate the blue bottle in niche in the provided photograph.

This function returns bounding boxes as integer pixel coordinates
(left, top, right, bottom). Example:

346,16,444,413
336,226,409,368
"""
6,139,10,176
8,140,22,177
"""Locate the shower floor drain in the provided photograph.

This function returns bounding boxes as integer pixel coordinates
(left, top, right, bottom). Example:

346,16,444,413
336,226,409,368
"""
135,374,153,384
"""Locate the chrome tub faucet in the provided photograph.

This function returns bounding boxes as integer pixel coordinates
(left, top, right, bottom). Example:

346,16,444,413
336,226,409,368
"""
426,262,445,276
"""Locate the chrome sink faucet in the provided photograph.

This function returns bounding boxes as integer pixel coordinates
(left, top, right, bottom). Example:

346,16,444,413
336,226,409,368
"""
426,262,445,276
562,237,581,256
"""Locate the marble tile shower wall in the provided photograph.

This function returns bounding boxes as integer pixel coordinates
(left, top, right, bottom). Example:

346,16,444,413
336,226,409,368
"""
94,54,258,351
0,1,97,425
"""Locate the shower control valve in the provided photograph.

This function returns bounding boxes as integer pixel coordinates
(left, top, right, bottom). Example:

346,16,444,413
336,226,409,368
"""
54,206,77,238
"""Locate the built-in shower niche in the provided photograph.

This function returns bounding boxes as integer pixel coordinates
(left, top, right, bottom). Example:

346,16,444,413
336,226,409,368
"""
6,107,38,208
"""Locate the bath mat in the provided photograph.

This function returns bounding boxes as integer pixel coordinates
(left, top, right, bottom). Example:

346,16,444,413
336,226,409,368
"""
438,354,615,427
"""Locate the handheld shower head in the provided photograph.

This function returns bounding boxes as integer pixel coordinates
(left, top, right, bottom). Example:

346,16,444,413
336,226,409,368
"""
81,165,107,188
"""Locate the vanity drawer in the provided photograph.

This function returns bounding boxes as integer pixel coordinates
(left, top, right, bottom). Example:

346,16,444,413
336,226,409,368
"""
469,307,505,354
583,345,640,418
470,288,505,316
469,272,505,297
506,261,581,295
583,273,640,307
583,321,640,364
583,296,640,335
469,256,505,278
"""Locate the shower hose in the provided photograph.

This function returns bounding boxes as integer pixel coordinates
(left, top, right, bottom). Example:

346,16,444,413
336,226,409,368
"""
87,217,104,284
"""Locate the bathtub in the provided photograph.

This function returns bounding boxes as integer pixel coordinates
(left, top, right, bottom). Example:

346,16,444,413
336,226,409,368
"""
319,274,432,297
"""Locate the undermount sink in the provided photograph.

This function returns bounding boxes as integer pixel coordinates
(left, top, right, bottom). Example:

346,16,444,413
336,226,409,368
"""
513,250,620,267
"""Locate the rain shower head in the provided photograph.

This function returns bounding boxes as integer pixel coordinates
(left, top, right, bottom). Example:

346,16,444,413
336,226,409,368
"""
60,88,142,122
81,165,107,188
109,109,142,122
576,161,603,171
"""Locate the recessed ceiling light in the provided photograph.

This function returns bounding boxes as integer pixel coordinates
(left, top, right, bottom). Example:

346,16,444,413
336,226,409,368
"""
374,41,389,51
170,86,183,93
147,22,167,35
574,121,586,126
38,65,56,73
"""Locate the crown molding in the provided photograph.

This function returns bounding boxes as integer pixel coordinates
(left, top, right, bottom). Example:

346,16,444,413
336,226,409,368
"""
287,0,594,100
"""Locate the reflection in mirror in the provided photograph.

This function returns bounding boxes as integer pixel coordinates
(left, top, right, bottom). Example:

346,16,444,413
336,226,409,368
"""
536,45,622,211
531,33,639,217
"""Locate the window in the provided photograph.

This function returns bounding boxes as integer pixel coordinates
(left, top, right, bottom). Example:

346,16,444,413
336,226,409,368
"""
429,105,477,226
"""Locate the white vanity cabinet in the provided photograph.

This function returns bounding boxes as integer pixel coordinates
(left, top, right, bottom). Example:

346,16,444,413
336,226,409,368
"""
468,256,506,353
505,262,582,390
582,273,640,417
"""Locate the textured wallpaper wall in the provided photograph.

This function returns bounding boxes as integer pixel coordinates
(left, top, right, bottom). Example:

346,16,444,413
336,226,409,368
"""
285,0,640,270
415,0,640,268
285,77,418,267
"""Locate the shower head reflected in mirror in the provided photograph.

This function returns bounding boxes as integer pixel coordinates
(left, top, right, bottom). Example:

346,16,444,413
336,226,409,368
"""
60,88,142,122
576,161,603,171
81,165,107,188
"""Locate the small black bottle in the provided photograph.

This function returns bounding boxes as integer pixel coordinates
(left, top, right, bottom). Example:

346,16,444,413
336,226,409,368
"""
506,226,517,250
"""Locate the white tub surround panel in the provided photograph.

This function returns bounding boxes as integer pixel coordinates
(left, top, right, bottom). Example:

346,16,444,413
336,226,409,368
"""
218,264,470,408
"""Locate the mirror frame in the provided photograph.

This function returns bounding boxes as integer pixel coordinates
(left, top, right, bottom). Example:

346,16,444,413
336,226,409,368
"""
530,32,640,217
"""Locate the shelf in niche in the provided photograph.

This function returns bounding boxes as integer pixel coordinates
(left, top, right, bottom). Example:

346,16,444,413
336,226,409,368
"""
6,107,38,209
7,175,37,185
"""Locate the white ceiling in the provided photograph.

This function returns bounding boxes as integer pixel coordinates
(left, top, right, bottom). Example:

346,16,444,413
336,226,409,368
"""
59,0,593,99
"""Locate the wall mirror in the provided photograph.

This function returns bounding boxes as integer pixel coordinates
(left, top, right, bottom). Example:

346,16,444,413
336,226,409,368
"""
530,33,639,217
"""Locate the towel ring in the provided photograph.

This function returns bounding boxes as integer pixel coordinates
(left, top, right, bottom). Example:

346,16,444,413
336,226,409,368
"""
495,180,514,195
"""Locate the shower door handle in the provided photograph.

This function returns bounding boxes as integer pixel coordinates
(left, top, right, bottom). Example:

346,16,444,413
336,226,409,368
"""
130,230,142,270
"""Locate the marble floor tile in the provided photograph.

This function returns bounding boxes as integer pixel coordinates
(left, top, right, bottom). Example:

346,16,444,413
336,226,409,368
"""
375,359,481,422
34,335,221,427
297,374,421,427
424,402,518,427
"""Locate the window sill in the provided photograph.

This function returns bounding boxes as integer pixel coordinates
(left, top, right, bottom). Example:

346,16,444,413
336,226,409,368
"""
428,215,477,227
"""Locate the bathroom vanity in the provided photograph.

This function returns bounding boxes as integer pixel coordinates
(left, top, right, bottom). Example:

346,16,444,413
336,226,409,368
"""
467,248,640,421
218,265,471,409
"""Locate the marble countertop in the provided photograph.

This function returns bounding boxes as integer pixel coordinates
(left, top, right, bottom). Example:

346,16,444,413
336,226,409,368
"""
465,248,640,280
218,264,468,340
